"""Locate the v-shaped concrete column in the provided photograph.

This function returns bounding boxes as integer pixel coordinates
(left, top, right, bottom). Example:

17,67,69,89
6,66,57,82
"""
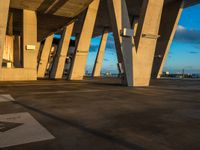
133,0,164,86
152,0,184,79
69,0,100,80
37,34,54,78
0,0,10,70
108,0,164,86
50,23,74,79
107,0,134,86
92,31,108,77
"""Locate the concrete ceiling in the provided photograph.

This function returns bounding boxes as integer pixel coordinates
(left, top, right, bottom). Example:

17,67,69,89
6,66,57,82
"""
10,0,93,41
10,0,93,17
9,0,200,41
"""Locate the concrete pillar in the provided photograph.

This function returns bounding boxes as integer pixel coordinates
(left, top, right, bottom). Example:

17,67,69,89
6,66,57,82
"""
50,22,74,79
69,0,100,80
107,0,134,86
92,31,108,77
37,34,54,78
0,0,10,69
133,0,164,86
152,0,184,78
108,0,164,86
23,10,37,79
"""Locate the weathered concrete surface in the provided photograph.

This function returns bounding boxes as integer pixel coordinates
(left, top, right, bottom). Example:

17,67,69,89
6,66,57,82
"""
0,79,200,150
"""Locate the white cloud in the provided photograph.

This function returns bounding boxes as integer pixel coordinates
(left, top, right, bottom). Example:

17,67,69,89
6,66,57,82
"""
176,25,186,31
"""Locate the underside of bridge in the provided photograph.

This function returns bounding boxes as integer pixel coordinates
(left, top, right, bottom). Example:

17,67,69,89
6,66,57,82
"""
0,0,199,86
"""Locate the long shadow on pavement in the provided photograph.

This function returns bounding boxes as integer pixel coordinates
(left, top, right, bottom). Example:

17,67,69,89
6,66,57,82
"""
12,101,145,150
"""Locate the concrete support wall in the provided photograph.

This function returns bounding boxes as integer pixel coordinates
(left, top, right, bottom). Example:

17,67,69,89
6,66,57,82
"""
152,0,184,78
107,0,134,86
37,34,54,78
69,0,100,80
133,0,164,86
0,9,38,81
50,23,74,79
0,68,38,81
92,32,108,77
0,0,10,70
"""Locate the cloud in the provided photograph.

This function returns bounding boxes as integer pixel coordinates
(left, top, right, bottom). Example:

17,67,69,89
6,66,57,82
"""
176,25,186,31
189,51,199,54
192,44,200,49
106,35,116,51
89,44,99,52
89,33,116,53
174,25,200,44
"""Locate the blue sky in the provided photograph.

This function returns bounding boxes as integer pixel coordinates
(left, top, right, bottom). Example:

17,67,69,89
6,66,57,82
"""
85,4,200,74
164,4,200,74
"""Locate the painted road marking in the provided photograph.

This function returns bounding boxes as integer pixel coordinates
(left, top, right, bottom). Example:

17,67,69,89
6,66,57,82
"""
0,112,55,148
0,95,15,102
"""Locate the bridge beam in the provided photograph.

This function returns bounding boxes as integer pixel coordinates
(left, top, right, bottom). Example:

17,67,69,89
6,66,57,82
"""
152,0,184,79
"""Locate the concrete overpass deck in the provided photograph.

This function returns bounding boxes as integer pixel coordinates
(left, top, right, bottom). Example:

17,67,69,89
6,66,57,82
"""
0,79,200,150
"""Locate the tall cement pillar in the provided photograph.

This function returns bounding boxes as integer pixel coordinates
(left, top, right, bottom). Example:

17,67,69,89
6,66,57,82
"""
133,0,164,86
37,34,54,78
107,0,134,86
69,0,100,80
92,31,108,77
50,23,74,79
0,0,10,70
107,0,164,86
23,10,38,80
152,0,184,78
